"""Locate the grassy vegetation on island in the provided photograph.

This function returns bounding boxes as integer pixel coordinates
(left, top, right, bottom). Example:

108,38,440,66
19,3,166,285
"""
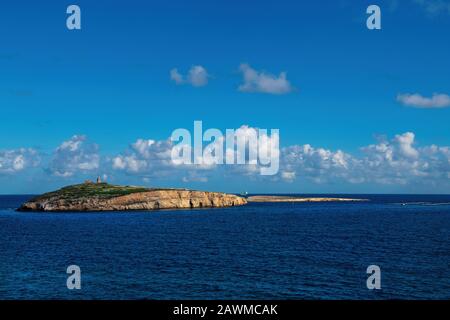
33,183,152,201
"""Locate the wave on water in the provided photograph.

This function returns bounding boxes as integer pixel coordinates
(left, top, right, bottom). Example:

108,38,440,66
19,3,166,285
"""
395,202,450,206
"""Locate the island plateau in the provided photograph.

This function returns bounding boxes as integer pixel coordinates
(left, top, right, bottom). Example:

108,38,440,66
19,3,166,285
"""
18,182,247,212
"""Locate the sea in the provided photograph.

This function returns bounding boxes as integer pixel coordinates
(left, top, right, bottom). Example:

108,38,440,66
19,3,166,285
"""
0,194,449,300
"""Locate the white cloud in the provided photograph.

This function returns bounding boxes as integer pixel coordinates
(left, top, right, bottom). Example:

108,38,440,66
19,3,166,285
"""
6,130,447,190
187,66,209,87
394,132,419,158
170,68,183,85
112,138,175,175
281,171,296,182
280,132,450,187
226,125,280,176
170,65,209,87
182,174,208,183
280,144,354,183
49,135,100,177
111,125,280,180
397,93,450,108
110,129,449,189
111,136,217,183
238,63,293,95
358,133,450,185
0,148,40,174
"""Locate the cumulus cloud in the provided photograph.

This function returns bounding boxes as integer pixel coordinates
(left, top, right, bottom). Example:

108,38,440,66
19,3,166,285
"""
280,144,355,184
170,66,209,87
188,66,209,87
111,125,280,181
279,132,450,187
358,132,450,185
397,93,450,108
112,138,174,175
110,129,449,189
0,148,40,174
4,130,448,191
238,63,293,95
394,132,419,158
48,135,100,177
170,68,183,85
281,171,296,182
225,125,280,176
111,136,215,183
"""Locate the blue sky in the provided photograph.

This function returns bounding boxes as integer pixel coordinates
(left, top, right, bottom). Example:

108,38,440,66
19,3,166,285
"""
1,0,450,194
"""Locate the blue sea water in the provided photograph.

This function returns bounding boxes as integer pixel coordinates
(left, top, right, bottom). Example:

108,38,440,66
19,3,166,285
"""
0,194,449,300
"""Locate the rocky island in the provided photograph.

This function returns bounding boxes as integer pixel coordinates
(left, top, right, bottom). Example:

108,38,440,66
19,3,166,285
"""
18,182,247,212
17,179,369,212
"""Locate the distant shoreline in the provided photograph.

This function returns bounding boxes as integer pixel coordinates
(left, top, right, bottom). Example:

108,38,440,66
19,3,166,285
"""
247,196,369,203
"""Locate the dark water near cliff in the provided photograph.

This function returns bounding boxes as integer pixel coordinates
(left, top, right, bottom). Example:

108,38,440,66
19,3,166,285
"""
0,194,449,300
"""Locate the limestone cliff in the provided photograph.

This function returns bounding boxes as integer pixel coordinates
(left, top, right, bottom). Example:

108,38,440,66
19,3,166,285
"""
18,183,247,212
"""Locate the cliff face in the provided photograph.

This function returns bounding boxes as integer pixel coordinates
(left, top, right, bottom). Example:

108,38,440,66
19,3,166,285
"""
18,184,247,212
